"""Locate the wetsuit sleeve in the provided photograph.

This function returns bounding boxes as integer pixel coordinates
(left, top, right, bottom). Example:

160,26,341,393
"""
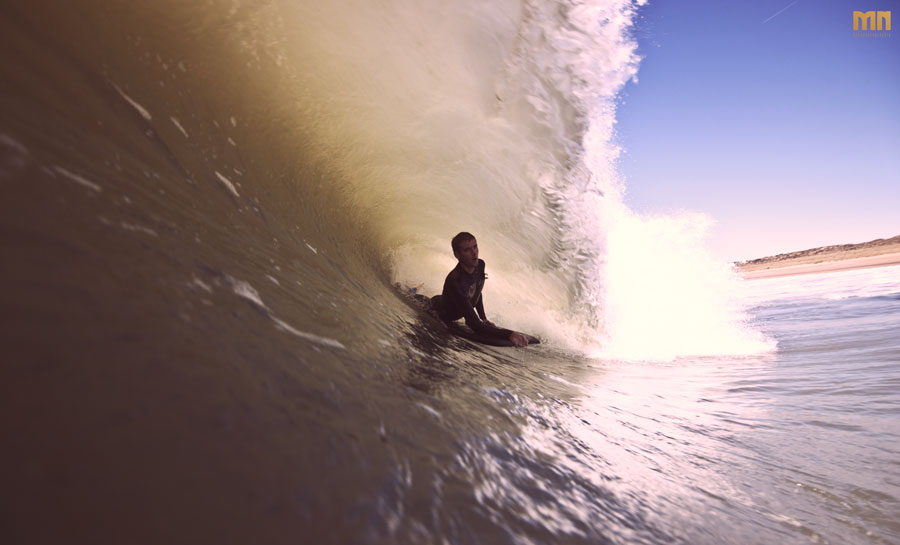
475,293,487,321
475,259,488,321
459,295,511,339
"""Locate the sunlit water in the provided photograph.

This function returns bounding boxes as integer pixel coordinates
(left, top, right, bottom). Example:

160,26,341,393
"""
389,264,900,545
541,264,900,544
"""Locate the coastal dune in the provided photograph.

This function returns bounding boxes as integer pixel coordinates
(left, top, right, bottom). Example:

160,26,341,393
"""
737,236,900,279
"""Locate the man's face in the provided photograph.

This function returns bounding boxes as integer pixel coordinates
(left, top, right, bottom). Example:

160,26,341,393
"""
454,238,478,270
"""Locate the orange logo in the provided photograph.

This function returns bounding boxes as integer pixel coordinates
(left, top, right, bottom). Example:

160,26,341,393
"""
853,11,891,30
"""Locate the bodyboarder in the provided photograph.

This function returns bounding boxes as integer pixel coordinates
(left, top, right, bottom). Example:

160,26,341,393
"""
430,232,530,347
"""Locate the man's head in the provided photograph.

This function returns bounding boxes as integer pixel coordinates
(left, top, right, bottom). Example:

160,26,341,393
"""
451,231,478,271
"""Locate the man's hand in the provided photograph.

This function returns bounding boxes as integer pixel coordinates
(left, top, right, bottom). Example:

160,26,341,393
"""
508,332,529,347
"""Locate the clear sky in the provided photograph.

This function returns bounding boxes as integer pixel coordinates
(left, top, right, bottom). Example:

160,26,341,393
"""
614,0,899,261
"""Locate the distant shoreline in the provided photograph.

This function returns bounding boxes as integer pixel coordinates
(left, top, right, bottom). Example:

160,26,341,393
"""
735,236,900,280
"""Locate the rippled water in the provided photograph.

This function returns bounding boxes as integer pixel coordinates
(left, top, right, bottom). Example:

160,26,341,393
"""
531,264,900,544
355,265,900,545
334,265,900,545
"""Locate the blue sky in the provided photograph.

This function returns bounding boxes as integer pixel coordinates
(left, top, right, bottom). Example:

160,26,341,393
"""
614,0,899,261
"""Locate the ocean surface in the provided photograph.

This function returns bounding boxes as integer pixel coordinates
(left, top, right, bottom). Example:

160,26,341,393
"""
2,1,898,544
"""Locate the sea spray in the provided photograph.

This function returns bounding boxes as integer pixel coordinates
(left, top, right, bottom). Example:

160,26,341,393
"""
599,205,774,359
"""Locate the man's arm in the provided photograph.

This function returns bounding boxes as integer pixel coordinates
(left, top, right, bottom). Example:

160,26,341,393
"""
464,305,528,347
475,260,490,322
454,285,511,338
475,293,487,321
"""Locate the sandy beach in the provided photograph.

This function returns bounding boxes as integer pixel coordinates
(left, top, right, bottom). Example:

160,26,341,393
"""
737,236,900,280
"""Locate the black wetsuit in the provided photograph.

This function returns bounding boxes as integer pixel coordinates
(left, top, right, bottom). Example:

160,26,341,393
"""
431,259,512,341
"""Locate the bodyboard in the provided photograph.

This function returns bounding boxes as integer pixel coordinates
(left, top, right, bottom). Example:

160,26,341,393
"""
394,284,540,347
445,321,541,346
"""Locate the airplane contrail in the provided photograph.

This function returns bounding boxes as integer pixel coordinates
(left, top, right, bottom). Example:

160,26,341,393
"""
762,0,801,24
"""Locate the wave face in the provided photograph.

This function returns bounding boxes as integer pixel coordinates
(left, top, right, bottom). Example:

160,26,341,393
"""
3,0,778,543
267,0,650,347
5,0,767,358
258,0,768,358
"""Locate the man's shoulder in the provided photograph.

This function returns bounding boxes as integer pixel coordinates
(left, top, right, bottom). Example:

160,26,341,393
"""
445,262,463,281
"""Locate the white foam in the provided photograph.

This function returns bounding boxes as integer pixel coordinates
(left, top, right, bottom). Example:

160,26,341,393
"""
190,276,213,293
230,278,265,307
0,133,30,176
52,166,102,192
214,171,240,197
112,83,152,121
407,346,427,358
228,276,345,349
546,374,581,389
597,207,774,360
120,222,158,236
417,403,442,419
271,316,346,349
0,133,28,156
170,117,189,138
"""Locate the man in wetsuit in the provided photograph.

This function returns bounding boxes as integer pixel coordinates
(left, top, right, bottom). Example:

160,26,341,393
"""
431,232,529,347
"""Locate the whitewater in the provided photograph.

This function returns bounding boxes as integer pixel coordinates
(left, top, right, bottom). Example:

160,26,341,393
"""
1,0,898,543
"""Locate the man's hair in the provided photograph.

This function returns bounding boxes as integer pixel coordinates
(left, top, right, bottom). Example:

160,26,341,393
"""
451,232,476,254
